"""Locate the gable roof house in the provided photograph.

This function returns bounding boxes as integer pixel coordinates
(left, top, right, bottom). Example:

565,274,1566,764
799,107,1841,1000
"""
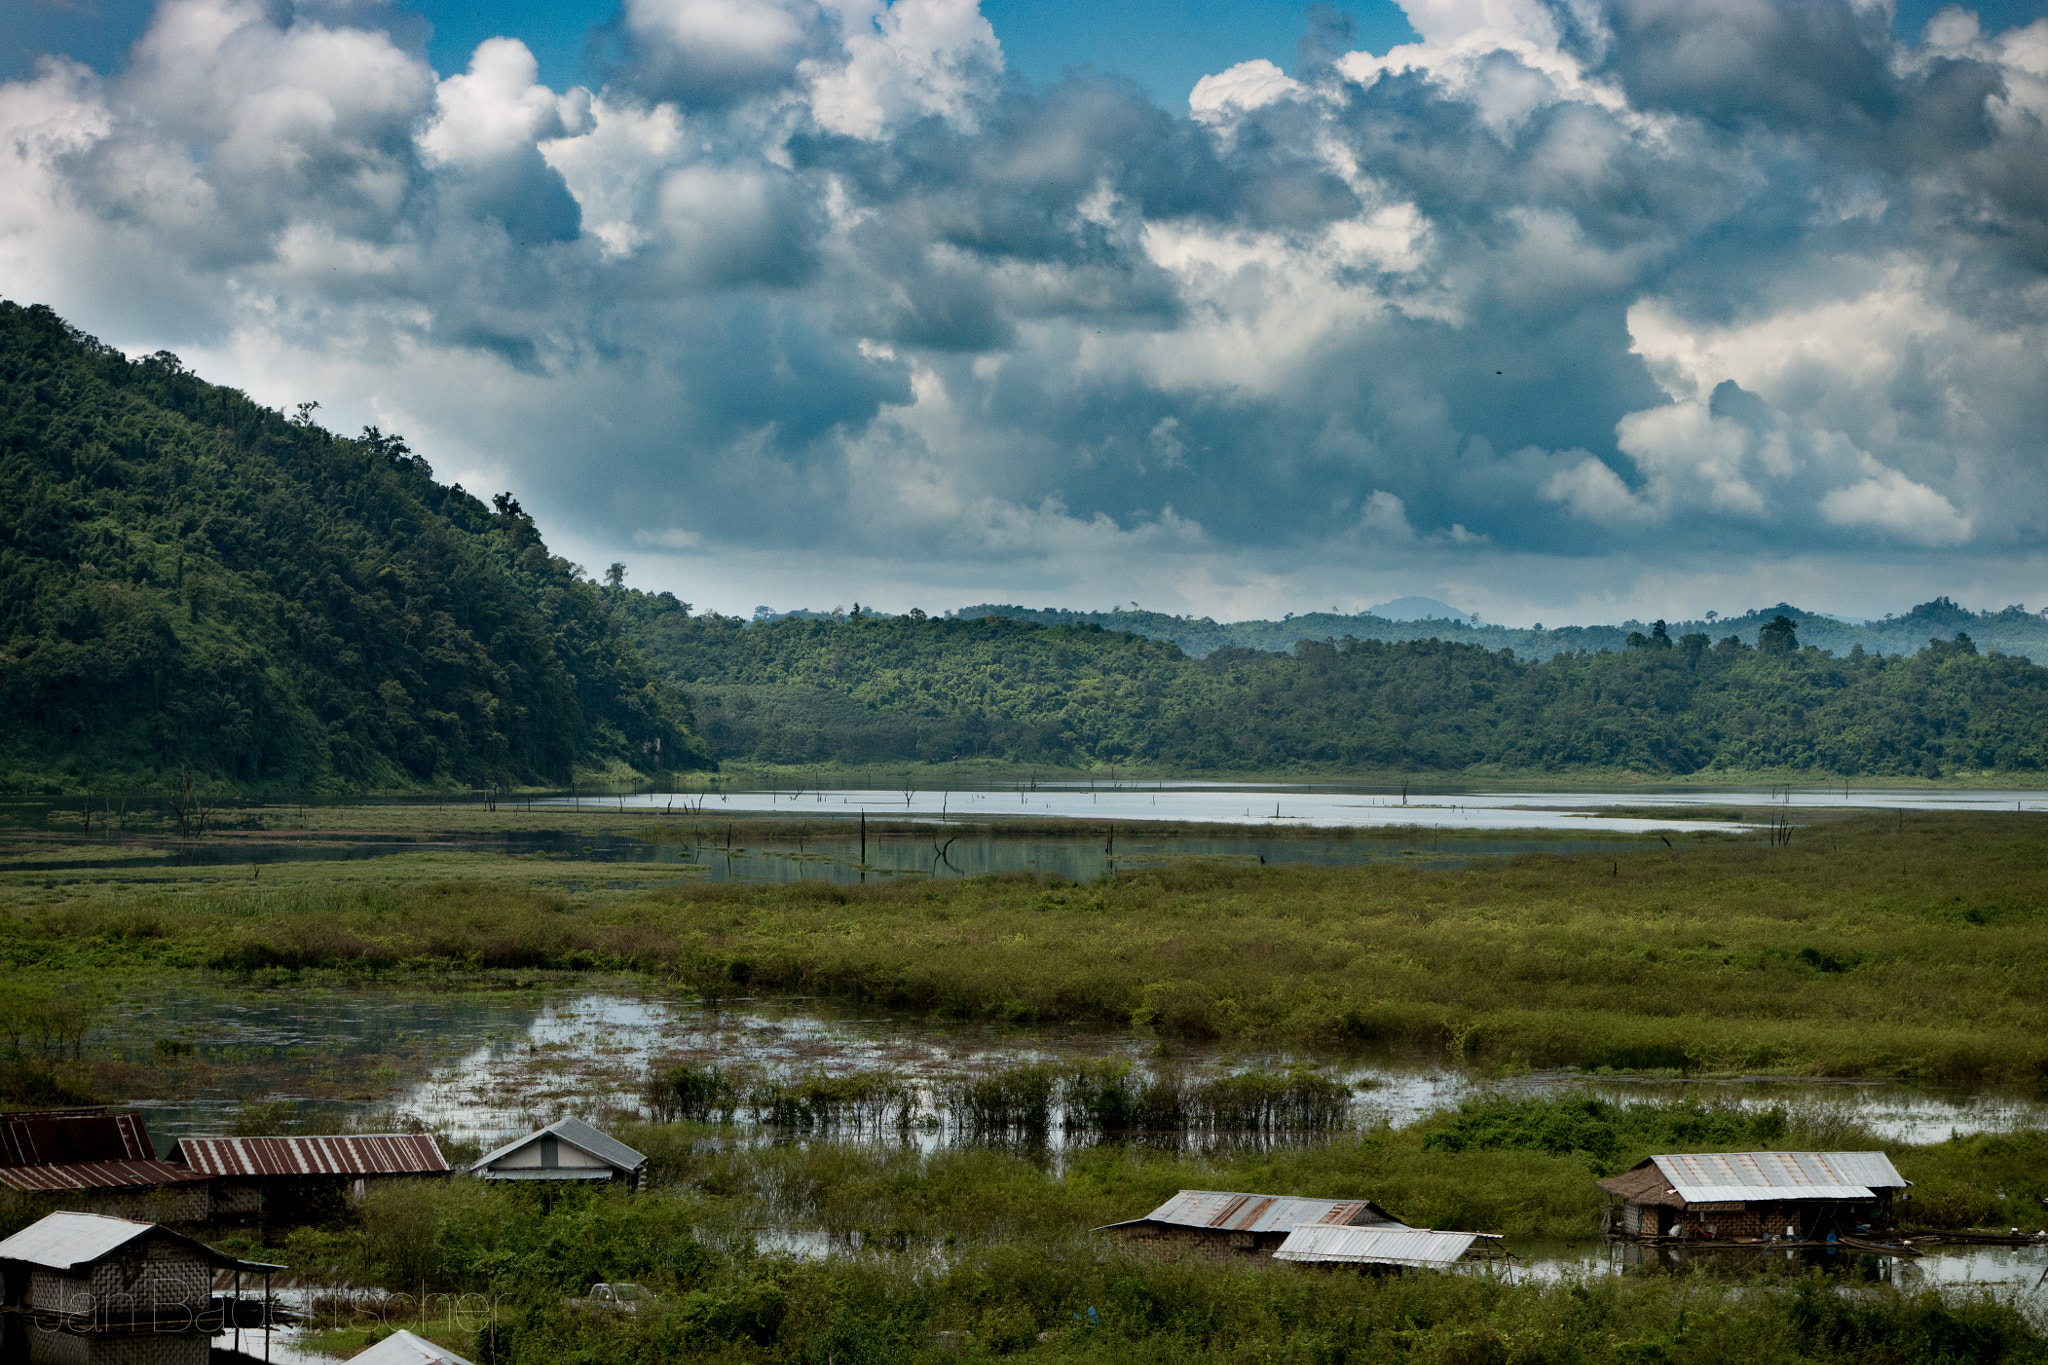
0,1108,212,1223
470,1118,648,1188
0,1211,282,1364
1097,1190,1409,1259
1597,1152,1910,1241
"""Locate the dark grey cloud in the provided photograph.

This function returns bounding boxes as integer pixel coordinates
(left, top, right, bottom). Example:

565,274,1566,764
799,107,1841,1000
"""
4,0,2046,623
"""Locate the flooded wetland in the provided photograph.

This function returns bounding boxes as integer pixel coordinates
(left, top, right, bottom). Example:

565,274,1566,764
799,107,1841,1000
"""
3,785,2046,1358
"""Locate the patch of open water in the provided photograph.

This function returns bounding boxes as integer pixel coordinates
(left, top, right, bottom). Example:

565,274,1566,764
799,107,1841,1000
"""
108,989,2048,1150
561,780,2048,832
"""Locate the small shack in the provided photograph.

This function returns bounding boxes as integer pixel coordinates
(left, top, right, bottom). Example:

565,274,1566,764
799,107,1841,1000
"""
1097,1190,1408,1259
351,1327,479,1364
1597,1152,1910,1241
166,1134,451,1216
1272,1223,1511,1272
0,1211,281,1364
0,1107,212,1222
470,1118,648,1188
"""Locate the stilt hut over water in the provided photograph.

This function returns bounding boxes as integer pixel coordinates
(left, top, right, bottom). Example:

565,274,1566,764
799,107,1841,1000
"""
0,1211,282,1364
1597,1152,1910,1241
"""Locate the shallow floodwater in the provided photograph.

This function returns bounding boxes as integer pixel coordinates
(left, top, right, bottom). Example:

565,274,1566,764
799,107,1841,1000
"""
106,988,2048,1151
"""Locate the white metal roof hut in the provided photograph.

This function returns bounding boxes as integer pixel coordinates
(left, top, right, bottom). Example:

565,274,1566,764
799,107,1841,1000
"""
350,1327,479,1364
1272,1223,1513,1273
470,1118,649,1189
1596,1152,1911,1243
0,1210,284,1364
166,1133,451,1217
1096,1190,1409,1259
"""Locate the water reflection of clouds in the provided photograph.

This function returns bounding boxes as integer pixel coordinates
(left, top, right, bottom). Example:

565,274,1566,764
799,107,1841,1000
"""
556,782,2048,835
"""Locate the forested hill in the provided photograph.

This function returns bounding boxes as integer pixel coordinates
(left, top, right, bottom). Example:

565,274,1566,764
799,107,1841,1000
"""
948,598,2048,662
620,598,2048,778
0,301,711,793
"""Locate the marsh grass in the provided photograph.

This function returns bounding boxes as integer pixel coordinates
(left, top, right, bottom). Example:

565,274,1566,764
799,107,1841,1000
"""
6,811,2042,1085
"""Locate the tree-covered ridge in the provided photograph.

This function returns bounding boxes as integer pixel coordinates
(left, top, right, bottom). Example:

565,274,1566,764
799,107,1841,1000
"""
621,597,2048,777
0,300,710,792
949,597,2048,663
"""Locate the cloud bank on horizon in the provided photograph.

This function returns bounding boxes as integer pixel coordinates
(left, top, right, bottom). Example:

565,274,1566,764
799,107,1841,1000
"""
2,0,2045,624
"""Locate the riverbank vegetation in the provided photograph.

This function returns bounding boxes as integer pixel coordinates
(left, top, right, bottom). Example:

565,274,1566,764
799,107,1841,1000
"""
4,811,2042,1086
149,1092,2048,1364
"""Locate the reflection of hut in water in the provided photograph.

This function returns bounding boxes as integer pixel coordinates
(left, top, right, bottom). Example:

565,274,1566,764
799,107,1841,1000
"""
0,1108,213,1223
0,1211,282,1364
1271,1223,1511,1272
1097,1190,1408,1260
1598,1152,1910,1242
469,1118,648,1189
165,1134,450,1218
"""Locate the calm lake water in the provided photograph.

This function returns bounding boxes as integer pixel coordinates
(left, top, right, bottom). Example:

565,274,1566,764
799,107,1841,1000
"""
552,779,2048,832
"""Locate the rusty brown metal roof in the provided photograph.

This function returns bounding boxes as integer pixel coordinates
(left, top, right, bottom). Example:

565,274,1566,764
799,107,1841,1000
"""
167,1135,449,1178
0,1109,155,1166
1096,1190,1406,1236
0,1158,208,1193
1596,1163,1683,1206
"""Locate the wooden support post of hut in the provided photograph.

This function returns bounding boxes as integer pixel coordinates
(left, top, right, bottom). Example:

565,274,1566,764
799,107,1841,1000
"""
1095,1190,1409,1261
1597,1152,1910,1244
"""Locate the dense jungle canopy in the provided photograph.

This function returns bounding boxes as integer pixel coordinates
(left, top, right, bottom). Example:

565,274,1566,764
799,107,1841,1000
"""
0,301,709,793
621,598,2048,778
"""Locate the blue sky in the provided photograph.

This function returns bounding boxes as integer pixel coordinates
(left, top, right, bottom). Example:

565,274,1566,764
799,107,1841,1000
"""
3,0,2047,624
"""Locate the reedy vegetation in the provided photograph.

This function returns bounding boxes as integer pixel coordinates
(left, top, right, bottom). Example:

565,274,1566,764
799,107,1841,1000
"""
6,812,2044,1086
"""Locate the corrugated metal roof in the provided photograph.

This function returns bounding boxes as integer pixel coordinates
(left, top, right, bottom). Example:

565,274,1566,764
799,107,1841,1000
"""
0,1212,254,1273
0,1109,154,1165
1097,1190,1403,1236
1272,1223,1496,1269
471,1117,648,1176
168,1134,449,1177
1650,1152,1909,1205
345,1328,476,1365
0,1158,208,1193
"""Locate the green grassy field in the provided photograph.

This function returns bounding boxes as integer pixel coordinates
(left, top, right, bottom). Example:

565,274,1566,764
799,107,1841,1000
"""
4,810,2042,1086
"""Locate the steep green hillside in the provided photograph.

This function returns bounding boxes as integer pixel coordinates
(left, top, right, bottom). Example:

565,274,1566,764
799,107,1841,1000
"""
0,301,710,793
621,596,2048,778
